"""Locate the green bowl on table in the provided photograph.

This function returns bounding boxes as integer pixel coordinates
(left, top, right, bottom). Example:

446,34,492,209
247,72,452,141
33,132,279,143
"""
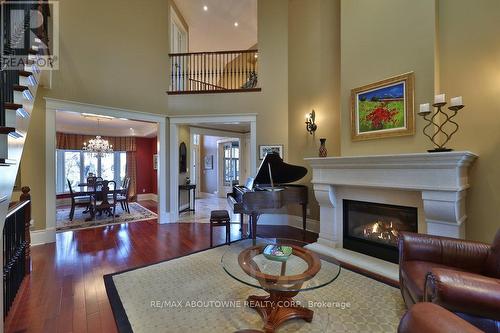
263,244,293,262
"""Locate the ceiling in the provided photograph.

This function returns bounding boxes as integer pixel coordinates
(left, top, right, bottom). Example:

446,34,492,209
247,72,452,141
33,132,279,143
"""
190,122,250,133
56,111,158,137
174,0,257,52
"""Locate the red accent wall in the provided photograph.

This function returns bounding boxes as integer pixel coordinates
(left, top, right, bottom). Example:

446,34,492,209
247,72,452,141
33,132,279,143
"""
136,137,157,195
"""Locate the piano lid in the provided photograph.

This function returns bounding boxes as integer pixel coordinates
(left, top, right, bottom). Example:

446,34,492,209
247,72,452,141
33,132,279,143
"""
253,153,307,186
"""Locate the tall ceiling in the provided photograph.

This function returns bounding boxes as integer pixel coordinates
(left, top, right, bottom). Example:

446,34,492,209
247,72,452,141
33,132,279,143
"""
56,111,158,138
174,0,257,52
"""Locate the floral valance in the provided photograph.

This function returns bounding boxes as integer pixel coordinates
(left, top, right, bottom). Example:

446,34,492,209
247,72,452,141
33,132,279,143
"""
56,132,136,152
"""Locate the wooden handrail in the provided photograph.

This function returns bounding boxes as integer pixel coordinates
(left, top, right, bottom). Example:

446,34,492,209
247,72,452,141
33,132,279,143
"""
5,200,30,219
169,49,258,57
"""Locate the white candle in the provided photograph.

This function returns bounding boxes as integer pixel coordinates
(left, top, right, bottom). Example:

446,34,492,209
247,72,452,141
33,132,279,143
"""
434,94,446,104
450,96,463,107
419,103,430,114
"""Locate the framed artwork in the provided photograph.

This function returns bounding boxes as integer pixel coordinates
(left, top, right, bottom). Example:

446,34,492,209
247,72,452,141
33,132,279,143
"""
204,155,213,170
153,154,158,170
259,144,284,160
179,142,187,173
351,72,414,141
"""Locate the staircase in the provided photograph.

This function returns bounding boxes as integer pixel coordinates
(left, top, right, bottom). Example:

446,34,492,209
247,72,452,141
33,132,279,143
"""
0,1,50,324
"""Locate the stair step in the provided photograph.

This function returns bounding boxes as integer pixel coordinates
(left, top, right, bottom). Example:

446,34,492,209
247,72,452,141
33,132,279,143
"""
0,127,16,135
18,70,38,86
13,85,29,92
18,70,34,77
13,84,34,103
4,103,23,111
0,159,16,166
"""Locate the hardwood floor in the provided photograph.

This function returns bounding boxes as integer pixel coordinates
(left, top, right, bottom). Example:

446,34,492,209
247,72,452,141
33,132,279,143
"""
5,202,317,333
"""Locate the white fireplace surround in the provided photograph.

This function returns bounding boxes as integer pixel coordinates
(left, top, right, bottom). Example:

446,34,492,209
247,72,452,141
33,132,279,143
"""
304,151,477,281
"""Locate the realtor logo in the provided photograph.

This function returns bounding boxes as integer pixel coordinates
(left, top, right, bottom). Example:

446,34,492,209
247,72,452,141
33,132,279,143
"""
1,1,59,70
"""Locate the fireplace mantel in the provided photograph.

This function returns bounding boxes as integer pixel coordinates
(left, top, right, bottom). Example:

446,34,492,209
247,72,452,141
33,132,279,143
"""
305,151,477,192
304,151,477,282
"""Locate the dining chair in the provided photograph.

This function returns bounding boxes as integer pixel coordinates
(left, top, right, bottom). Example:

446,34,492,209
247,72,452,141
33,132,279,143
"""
87,176,103,188
90,180,118,222
67,179,91,221
117,177,131,213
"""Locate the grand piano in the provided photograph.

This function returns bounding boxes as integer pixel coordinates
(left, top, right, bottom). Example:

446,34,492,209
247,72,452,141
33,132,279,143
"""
227,153,308,239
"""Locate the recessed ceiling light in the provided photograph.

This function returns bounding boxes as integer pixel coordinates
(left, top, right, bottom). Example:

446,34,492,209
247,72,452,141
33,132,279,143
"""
234,22,239,27
203,5,208,11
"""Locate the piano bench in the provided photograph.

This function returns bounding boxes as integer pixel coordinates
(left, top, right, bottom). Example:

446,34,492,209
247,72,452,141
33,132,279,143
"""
210,210,231,248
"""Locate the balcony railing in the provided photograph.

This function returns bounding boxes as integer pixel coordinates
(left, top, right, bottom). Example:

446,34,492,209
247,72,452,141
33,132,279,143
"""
168,49,260,94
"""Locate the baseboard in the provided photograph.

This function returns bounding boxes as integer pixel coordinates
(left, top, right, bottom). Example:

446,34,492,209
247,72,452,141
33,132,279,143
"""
30,227,56,246
137,193,158,202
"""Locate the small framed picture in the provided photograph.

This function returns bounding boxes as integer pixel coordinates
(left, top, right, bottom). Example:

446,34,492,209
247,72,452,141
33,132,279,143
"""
153,154,158,170
204,155,213,170
259,144,284,160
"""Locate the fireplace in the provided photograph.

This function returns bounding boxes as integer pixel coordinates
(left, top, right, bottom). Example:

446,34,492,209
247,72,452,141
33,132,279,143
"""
343,200,417,263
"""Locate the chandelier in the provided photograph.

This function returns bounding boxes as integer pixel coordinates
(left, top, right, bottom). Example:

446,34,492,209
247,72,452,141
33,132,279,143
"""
82,119,113,157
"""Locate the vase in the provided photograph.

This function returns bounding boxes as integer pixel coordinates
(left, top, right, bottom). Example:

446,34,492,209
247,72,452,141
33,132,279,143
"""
319,138,327,157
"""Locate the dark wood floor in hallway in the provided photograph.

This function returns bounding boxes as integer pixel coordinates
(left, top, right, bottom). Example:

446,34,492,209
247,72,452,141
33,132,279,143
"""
5,204,317,333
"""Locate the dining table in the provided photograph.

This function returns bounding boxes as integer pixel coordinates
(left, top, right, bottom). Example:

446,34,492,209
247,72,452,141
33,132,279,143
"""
76,182,125,221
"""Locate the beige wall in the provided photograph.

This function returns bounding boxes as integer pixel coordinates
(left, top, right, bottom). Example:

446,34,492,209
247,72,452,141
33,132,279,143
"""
199,135,220,194
21,0,172,230
339,0,499,242
19,0,500,242
438,0,500,242
288,0,341,219
167,0,289,166
340,0,436,155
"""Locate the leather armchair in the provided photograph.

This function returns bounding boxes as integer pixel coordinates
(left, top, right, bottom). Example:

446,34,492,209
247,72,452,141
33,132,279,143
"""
398,303,483,333
399,230,500,333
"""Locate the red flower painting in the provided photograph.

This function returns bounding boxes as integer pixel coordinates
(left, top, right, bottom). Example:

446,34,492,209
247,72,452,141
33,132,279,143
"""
365,103,399,130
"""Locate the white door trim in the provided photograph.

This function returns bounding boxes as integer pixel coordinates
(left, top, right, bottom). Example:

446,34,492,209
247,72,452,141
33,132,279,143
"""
45,98,171,237
169,114,257,218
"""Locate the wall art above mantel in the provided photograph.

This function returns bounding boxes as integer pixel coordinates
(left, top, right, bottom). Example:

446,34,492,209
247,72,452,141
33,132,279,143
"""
351,72,415,141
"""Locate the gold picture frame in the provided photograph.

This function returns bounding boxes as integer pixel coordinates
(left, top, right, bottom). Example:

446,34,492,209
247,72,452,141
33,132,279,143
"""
351,72,415,141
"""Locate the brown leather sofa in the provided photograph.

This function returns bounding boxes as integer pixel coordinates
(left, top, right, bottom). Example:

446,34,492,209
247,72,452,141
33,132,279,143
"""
399,230,500,333
398,303,483,333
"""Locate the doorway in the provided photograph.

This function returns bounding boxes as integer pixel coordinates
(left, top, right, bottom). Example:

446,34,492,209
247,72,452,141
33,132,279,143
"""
219,139,240,197
169,115,257,220
45,99,169,241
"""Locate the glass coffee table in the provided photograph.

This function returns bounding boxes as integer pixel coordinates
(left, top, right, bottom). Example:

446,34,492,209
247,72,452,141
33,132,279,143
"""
221,238,341,333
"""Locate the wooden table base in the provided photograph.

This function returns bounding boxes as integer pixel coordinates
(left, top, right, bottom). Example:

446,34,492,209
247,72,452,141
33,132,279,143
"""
247,292,313,333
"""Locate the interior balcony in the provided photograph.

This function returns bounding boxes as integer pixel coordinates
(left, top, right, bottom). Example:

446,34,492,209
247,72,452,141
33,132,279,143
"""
167,49,261,95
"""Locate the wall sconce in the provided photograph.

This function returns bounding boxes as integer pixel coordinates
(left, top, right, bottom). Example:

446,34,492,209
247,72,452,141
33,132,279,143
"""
305,110,317,135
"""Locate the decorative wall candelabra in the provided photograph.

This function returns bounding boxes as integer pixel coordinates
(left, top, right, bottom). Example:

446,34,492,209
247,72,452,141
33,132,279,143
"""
305,110,317,135
418,95,464,153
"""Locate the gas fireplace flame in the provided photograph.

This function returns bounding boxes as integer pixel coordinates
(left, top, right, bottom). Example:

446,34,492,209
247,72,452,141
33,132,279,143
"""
363,220,400,244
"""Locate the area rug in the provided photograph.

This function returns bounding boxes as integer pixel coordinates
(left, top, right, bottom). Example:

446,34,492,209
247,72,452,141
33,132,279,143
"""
56,202,157,232
104,246,405,333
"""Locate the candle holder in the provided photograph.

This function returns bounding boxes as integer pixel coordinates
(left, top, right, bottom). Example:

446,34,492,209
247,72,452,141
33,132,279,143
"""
419,102,464,153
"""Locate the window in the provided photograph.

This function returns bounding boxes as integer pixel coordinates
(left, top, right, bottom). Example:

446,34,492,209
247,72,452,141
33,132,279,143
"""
56,150,127,194
223,141,239,186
